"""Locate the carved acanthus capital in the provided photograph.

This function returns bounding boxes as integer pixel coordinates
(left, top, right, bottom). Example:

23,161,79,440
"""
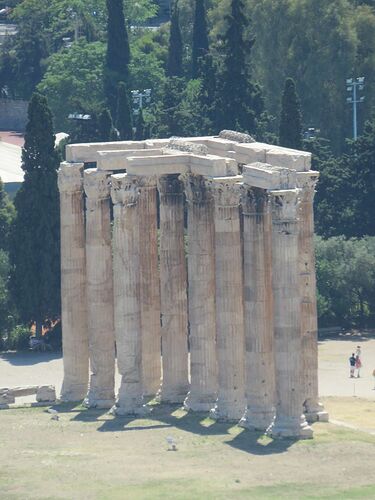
209,179,242,208
181,174,212,205
297,171,319,202
270,189,300,222
84,169,111,201
111,174,140,207
241,186,270,217
58,162,84,194
157,174,184,198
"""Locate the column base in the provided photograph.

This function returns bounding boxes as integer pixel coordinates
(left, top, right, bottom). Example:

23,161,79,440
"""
184,393,216,413
239,408,275,432
143,381,162,400
267,415,313,439
159,386,189,405
304,399,329,423
83,393,115,409
60,382,88,403
111,403,151,417
210,403,245,423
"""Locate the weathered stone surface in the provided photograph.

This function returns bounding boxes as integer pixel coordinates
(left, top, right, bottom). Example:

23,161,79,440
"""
266,148,311,172
111,174,147,416
167,138,209,155
210,179,246,422
158,174,189,403
97,149,164,171
268,189,313,439
243,163,297,190
240,187,276,431
83,169,116,409
58,162,89,402
66,141,145,163
183,175,217,412
138,177,162,397
36,385,56,402
297,172,328,423
219,130,256,143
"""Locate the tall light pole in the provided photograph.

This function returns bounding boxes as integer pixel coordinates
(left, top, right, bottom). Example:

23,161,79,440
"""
346,77,365,140
131,89,152,115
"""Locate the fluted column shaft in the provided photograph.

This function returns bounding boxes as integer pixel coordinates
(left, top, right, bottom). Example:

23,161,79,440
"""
298,175,328,422
211,181,245,421
158,174,189,403
111,174,146,416
269,189,313,439
240,187,275,431
84,169,115,408
58,162,89,402
184,175,217,412
139,178,162,397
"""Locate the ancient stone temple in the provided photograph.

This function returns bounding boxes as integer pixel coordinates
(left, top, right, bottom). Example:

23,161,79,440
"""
58,131,328,439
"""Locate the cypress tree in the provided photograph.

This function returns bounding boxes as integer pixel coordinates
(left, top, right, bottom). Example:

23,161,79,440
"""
10,93,60,337
98,108,117,141
116,82,133,140
135,108,145,140
167,1,183,78
0,177,15,252
279,78,303,150
216,0,262,134
192,0,209,79
104,0,131,118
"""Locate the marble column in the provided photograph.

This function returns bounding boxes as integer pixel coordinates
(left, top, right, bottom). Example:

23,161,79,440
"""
183,175,217,412
298,174,328,423
58,162,89,402
240,187,276,431
111,174,147,416
210,180,246,422
158,174,189,403
83,169,116,408
268,189,313,439
138,177,162,398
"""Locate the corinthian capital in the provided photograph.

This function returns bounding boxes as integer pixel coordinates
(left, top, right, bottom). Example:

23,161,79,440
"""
241,186,270,217
157,174,184,198
111,174,140,207
84,169,111,201
181,174,212,205
270,189,299,222
297,171,319,202
209,178,242,208
58,162,84,194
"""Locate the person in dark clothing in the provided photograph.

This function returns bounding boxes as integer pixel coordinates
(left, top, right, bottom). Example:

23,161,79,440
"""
349,353,356,378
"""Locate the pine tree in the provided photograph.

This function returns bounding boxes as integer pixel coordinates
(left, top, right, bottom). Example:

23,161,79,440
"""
167,1,183,78
135,108,145,140
192,0,209,79
116,82,133,140
98,108,117,141
216,0,262,134
0,178,16,252
279,78,303,150
9,93,61,337
104,0,131,119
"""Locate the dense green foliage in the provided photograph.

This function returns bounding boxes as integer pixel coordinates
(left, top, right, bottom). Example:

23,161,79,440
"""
167,1,183,77
116,82,133,140
9,94,60,337
192,0,209,79
0,179,16,252
279,78,302,150
316,236,375,327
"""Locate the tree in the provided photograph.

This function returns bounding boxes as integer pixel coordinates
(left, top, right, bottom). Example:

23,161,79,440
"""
167,0,183,77
215,0,263,134
104,0,130,118
0,178,16,252
192,0,209,79
316,236,375,327
116,82,133,140
38,40,106,131
10,93,60,338
279,78,303,149
98,108,117,141
135,108,146,140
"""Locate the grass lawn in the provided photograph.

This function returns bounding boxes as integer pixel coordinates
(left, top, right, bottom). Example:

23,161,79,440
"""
1,402,375,499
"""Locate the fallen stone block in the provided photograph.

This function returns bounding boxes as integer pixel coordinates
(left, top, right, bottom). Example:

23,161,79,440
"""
36,385,56,402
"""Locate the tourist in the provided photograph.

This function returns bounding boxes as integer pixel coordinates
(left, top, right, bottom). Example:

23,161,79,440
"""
349,353,356,378
355,355,362,378
356,345,362,358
